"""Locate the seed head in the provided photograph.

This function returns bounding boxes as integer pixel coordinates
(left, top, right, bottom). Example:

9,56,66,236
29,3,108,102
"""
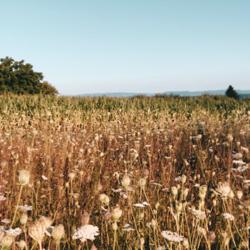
112,207,122,221
99,194,110,206
236,190,243,200
17,240,27,250
112,222,118,231
121,174,131,190
52,224,65,244
138,177,147,189
0,235,14,248
20,213,28,225
199,185,207,200
171,186,178,197
18,170,30,186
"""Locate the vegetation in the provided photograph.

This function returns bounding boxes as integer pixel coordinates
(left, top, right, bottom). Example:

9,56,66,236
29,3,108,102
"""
225,85,239,100
0,95,249,249
0,57,58,95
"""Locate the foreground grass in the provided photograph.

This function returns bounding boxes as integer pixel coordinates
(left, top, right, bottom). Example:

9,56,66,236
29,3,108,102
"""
0,95,249,249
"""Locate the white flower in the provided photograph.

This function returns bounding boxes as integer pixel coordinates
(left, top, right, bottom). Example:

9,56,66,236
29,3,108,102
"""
4,227,22,237
174,176,182,182
190,208,206,220
122,224,135,232
18,170,30,186
243,179,250,187
0,194,6,202
112,188,123,193
72,225,99,243
232,165,248,173
161,230,186,243
222,213,235,221
133,202,149,208
18,205,33,212
232,153,243,160
1,219,11,224
216,182,232,198
236,190,243,200
232,160,246,166
133,203,145,208
121,174,131,190
41,175,48,181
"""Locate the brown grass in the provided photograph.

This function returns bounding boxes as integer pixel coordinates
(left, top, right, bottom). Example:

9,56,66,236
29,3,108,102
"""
0,95,249,249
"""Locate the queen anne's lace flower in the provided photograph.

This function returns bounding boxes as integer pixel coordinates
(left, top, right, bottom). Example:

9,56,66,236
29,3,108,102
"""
72,225,99,243
161,230,186,243
216,182,232,198
190,208,206,220
222,213,235,221
18,205,33,212
133,202,149,208
4,227,22,237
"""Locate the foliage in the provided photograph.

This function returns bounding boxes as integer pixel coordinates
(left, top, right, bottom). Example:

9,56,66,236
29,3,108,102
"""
0,57,58,95
225,85,239,100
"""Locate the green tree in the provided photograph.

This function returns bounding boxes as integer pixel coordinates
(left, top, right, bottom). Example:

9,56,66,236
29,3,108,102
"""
0,57,58,95
225,85,239,100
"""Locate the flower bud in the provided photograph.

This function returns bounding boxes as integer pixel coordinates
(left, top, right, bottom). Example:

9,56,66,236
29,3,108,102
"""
17,240,27,250
52,224,65,244
121,174,131,190
20,213,28,225
1,235,14,248
181,175,187,184
236,190,243,200
138,178,147,189
112,222,118,231
112,207,122,221
171,186,178,197
99,193,110,206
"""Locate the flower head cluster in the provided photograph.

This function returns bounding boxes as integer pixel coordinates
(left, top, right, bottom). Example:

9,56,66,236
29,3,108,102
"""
28,216,52,245
190,208,206,220
161,230,186,243
72,224,99,243
222,213,235,221
216,182,233,199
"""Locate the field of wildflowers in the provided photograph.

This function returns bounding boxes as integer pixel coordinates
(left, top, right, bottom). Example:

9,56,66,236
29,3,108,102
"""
0,95,249,249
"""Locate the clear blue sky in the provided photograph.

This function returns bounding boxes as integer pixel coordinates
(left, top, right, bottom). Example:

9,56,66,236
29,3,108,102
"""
1,0,250,95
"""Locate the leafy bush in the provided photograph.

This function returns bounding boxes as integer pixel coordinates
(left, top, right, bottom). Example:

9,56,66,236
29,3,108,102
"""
0,57,58,95
225,85,239,100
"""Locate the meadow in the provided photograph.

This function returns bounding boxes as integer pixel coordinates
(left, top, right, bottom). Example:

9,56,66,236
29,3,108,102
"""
0,95,249,249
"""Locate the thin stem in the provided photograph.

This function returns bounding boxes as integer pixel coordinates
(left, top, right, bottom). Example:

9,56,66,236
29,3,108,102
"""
11,185,23,227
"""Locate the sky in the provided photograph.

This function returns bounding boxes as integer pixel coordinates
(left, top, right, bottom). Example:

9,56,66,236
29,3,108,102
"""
1,0,250,95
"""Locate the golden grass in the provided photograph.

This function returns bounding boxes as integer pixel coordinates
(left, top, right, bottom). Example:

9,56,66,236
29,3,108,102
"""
0,95,249,249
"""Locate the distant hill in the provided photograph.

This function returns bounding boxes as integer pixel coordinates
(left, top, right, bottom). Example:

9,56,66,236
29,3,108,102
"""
80,90,250,98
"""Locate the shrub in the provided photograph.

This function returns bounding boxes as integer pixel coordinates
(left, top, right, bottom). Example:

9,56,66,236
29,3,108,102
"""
0,57,58,95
